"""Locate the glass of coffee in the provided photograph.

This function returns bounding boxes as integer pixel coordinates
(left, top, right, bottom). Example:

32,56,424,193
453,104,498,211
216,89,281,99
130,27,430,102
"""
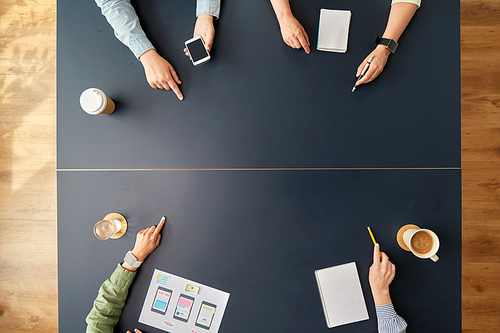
402,228,440,262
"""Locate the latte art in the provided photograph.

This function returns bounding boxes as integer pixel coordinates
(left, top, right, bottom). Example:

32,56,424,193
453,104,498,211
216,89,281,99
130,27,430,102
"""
410,231,434,254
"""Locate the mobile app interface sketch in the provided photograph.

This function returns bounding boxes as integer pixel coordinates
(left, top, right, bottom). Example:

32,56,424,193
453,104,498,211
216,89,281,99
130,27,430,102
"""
195,302,217,329
151,287,172,315
173,294,194,322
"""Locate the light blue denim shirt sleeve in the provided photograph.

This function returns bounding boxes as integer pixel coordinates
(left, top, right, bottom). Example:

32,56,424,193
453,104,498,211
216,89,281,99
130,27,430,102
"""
95,0,221,59
95,0,155,59
196,0,221,19
376,303,408,333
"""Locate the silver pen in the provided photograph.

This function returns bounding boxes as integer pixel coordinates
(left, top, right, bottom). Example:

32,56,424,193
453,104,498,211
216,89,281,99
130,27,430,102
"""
352,54,374,93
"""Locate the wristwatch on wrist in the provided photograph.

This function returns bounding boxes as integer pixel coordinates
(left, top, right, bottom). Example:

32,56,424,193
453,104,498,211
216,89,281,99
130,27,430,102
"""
375,36,398,54
124,251,143,268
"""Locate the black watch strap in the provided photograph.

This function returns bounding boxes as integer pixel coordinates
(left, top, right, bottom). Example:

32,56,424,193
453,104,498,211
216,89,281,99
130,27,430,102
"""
375,36,398,54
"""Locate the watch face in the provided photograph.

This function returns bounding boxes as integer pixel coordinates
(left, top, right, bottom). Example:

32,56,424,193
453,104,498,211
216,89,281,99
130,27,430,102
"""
387,39,398,53
125,252,137,266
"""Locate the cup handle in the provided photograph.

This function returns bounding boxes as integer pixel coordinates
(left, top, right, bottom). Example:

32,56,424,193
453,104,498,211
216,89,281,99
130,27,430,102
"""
430,254,439,262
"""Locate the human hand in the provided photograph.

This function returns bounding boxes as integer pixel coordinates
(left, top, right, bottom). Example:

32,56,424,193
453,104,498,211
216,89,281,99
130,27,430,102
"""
139,49,183,100
277,13,310,54
355,45,391,87
369,244,395,306
184,14,215,58
130,216,166,262
126,329,143,333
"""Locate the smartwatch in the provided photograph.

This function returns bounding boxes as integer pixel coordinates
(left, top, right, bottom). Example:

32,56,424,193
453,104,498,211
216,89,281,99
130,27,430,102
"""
375,36,398,54
124,251,143,268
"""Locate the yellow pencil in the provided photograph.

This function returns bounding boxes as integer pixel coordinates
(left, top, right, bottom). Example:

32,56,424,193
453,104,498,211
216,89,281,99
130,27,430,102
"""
368,227,383,260
367,226,377,245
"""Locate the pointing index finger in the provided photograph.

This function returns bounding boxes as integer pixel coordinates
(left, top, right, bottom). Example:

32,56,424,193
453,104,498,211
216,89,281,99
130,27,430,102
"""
170,82,184,101
154,216,166,235
297,32,310,54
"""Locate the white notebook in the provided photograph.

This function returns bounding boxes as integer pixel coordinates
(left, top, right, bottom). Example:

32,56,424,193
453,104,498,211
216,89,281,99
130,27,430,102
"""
317,9,352,53
315,262,369,328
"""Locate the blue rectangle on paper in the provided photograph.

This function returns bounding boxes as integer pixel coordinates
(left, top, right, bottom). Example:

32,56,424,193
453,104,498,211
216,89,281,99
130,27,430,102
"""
153,299,167,311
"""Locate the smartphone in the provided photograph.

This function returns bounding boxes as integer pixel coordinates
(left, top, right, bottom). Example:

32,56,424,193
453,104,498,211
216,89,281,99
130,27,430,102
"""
195,301,217,330
151,286,173,315
185,36,210,66
173,293,196,322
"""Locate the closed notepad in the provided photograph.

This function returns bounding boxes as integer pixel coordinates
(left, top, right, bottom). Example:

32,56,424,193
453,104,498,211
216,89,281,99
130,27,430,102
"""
317,9,352,53
315,262,369,328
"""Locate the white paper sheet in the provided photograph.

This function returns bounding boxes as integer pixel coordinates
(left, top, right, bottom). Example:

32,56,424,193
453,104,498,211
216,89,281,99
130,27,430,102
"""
139,269,230,333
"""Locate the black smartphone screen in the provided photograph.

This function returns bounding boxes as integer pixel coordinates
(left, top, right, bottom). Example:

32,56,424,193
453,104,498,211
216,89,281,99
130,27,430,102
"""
187,38,209,62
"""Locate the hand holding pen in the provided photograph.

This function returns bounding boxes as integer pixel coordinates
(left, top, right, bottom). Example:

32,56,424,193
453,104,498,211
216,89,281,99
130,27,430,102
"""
353,45,391,91
352,54,374,92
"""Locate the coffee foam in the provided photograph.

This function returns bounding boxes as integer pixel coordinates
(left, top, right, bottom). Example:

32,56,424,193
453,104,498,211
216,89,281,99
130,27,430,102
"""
411,231,434,254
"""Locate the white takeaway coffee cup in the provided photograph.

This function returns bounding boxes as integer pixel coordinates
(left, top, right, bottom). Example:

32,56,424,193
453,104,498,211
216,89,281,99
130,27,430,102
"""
80,88,115,115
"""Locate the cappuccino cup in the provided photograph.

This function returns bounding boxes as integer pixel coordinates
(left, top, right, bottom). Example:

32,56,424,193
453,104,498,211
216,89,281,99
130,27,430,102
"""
80,88,115,115
402,228,440,262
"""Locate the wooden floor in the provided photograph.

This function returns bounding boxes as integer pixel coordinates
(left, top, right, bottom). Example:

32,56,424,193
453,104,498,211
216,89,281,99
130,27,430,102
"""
0,0,498,331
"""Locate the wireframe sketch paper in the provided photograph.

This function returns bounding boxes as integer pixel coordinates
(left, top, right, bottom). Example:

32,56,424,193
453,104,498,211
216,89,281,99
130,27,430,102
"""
317,9,352,53
315,262,369,328
139,269,230,333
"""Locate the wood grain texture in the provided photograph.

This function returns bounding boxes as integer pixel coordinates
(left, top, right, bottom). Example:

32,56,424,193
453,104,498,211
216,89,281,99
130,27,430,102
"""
0,0,499,331
462,0,500,330
0,0,57,332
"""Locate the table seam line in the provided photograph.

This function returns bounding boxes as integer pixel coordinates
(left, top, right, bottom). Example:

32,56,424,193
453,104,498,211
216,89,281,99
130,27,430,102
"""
57,167,462,171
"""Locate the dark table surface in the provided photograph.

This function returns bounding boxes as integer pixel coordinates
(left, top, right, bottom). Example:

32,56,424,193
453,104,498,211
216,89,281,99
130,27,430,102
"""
58,170,461,333
57,0,461,332
57,0,460,169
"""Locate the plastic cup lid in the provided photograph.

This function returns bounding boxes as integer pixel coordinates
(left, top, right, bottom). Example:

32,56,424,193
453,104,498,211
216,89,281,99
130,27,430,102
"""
80,88,105,114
